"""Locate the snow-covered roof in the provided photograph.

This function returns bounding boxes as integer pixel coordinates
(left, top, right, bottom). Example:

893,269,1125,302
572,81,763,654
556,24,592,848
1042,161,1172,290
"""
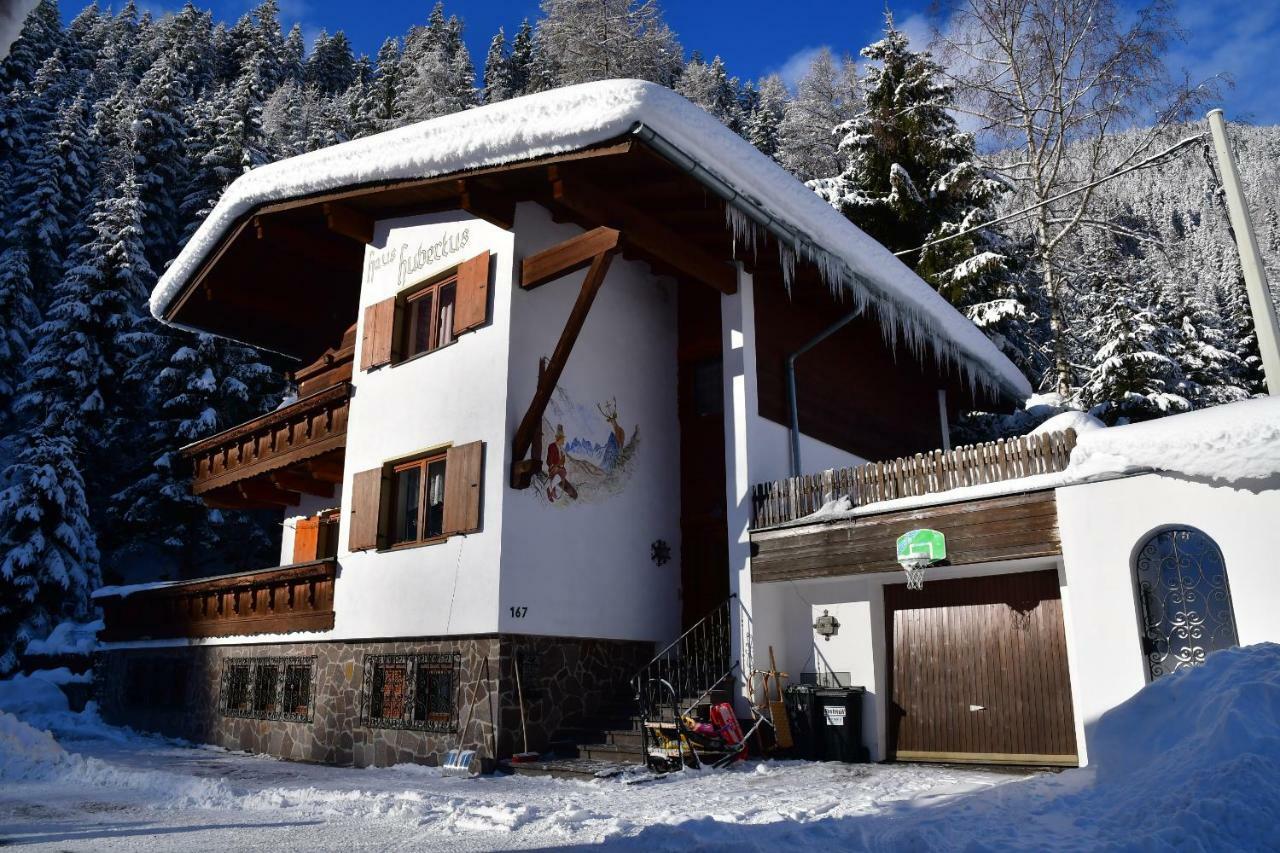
151,79,1031,400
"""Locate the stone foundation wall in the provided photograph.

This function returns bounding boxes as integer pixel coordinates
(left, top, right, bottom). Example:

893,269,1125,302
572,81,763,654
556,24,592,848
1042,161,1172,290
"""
97,633,651,768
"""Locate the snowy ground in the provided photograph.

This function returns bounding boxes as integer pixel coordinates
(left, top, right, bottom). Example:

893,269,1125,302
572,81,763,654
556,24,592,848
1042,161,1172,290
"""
2,644,1278,851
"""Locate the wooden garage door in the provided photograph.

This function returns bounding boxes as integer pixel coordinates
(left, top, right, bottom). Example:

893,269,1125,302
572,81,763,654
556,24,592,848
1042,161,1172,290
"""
886,570,1078,766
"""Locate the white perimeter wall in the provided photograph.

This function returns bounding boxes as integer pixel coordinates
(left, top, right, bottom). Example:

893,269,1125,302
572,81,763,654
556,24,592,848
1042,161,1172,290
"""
497,203,681,643
1056,471,1280,764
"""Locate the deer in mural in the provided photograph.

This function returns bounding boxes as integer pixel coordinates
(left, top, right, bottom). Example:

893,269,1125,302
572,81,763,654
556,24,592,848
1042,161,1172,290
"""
598,398,625,448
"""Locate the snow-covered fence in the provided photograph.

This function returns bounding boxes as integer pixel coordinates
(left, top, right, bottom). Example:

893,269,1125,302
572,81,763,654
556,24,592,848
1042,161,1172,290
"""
751,429,1078,529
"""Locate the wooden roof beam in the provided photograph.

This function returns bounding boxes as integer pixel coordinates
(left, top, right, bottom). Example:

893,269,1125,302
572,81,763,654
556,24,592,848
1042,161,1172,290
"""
323,202,375,244
304,457,345,484
270,469,335,498
520,226,621,290
456,179,517,230
549,170,736,295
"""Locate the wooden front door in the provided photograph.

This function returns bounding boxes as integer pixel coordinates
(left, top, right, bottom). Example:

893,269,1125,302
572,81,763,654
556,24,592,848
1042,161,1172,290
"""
886,570,1078,766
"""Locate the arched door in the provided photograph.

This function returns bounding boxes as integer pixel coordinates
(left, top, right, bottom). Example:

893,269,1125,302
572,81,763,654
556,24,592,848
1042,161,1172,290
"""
1135,528,1238,680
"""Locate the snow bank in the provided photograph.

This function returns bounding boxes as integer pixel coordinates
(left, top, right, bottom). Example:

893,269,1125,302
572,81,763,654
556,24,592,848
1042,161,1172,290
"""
150,80,1029,400
1067,395,1280,485
24,618,102,655
0,711,67,781
0,670,70,717
1030,409,1105,436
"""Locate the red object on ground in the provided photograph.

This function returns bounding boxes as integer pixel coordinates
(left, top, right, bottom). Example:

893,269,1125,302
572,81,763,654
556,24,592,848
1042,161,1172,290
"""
709,702,747,760
510,752,541,763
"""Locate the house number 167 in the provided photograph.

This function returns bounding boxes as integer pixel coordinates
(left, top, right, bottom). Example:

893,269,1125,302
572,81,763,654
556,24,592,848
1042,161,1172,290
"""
509,606,528,618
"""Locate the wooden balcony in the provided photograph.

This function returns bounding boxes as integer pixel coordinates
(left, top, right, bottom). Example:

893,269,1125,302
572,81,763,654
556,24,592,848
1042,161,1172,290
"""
97,560,337,642
182,382,350,508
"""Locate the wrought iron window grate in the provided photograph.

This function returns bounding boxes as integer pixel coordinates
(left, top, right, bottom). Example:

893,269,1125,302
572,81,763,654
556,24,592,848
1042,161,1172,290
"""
361,652,461,732
219,656,316,722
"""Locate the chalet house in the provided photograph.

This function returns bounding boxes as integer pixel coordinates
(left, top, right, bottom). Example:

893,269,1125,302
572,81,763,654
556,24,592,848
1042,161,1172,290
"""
93,79,1046,770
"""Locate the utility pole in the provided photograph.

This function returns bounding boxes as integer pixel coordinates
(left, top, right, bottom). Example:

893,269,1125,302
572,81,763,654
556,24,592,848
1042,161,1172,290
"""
1207,109,1280,395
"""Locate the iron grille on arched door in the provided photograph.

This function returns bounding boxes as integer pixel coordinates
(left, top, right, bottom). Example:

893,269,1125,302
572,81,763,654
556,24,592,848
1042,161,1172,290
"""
1135,527,1238,680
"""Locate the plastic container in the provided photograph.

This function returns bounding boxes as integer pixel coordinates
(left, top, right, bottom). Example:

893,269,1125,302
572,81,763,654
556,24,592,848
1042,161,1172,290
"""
782,684,820,760
814,686,867,763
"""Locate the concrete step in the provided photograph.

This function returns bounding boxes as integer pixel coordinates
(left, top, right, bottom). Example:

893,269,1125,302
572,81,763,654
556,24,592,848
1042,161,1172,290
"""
502,756,636,781
578,741,645,762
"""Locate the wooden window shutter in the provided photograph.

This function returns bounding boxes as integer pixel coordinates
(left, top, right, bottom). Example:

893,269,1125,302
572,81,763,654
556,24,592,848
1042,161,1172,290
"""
442,441,484,535
292,517,320,563
348,467,388,551
360,297,398,371
453,250,491,336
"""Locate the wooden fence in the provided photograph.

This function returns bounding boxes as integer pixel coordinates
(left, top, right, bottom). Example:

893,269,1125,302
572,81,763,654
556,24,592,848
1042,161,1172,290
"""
751,428,1078,529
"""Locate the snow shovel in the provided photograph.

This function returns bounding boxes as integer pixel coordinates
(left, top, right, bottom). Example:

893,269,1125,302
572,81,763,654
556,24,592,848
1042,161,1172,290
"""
510,650,540,763
443,657,485,777
768,646,794,750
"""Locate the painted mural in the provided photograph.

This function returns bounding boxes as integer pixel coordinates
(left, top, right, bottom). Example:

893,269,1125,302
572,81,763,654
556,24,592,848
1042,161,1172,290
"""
534,386,639,506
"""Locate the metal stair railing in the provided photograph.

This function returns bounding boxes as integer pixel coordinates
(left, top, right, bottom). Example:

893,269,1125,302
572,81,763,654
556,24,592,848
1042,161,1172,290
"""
630,594,737,769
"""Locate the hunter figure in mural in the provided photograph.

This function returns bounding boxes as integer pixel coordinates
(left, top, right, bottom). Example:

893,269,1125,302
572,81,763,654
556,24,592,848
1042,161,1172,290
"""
535,388,641,506
545,424,579,502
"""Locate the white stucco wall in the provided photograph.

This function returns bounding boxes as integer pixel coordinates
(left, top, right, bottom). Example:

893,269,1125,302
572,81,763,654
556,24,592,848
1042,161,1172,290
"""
1055,471,1280,763
497,204,682,643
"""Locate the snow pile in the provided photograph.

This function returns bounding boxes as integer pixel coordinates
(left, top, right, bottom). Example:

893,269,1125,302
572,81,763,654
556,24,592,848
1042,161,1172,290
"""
1030,409,1105,436
1068,395,1280,485
0,669,71,717
150,79,1029,400
23,618,103,655
0,710,68,781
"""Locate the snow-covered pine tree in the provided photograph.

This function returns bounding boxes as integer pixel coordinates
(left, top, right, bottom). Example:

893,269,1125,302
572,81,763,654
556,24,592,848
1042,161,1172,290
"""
675,53,741,130
132,51,192,268
305,30,358,96
280,23,305,85
1081,252,1188,425
776,48,857,182
1,0,63,91
533,0,683,88
1160,279,1251,407
745,74,787,160
482,28,512,104
507,19,535,96
0,431,98,674
395,4,475,124
364,37,402,131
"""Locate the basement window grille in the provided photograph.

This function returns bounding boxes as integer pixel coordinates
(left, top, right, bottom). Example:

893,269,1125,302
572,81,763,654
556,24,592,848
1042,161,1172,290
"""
361,652,460,732
219,657,315,723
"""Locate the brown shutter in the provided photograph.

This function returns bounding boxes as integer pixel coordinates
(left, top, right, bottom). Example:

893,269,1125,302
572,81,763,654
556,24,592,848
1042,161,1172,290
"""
442,441,484,535
348,467,388,551
360,297,397,371
292,517,320,563
453,250,491,336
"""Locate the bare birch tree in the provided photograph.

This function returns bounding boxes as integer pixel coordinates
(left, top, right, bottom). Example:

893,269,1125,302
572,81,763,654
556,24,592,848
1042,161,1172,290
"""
936,0,1215,395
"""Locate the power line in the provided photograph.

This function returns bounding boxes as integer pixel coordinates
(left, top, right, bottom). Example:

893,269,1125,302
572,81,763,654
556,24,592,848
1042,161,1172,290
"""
893,133,1207,258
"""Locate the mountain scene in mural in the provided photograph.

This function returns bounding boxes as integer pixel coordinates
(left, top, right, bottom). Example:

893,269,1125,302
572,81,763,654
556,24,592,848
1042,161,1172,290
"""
535,387,640,505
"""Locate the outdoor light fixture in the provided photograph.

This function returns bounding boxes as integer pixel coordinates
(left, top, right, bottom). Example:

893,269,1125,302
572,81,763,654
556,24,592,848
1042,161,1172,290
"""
813,609,840,642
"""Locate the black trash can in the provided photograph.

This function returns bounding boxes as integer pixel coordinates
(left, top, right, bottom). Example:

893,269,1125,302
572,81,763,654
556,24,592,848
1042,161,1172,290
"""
782,684,820,760
814,686,867,762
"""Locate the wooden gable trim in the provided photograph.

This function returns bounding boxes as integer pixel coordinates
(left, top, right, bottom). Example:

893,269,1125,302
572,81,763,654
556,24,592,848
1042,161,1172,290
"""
456,179,516,230
520,226,621,290
511,249,617,489
750,490,1061,584
548,170,736,295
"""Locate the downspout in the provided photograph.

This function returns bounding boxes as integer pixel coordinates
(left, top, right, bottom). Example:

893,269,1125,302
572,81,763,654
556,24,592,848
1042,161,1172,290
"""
786,309,863,477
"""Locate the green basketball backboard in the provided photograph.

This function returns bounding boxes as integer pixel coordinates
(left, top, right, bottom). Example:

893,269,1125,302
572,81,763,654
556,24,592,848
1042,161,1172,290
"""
896,528,946,563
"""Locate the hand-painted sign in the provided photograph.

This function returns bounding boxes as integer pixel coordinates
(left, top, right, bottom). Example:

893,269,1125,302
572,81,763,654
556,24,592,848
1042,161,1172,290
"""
896,528,946,563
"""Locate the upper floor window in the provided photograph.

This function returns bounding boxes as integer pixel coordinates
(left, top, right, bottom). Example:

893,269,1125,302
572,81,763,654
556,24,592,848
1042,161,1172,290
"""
360,251,490,372
348,441,485,552
404,276,457,359
1134,527,1238,680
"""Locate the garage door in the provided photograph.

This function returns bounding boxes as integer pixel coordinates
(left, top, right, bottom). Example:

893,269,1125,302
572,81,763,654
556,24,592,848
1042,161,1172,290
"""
886,569,1078,766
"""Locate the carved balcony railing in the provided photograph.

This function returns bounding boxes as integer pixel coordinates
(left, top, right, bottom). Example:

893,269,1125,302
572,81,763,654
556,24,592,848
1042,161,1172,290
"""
96,560,337,642
181,382,351,506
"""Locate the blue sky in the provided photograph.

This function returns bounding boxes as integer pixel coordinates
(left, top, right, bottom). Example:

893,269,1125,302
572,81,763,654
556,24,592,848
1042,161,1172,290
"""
116,1,1280,124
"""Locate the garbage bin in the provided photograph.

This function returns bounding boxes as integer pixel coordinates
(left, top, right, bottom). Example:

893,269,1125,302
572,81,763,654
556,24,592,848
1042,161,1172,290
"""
814,686,867,762
782,684,820,760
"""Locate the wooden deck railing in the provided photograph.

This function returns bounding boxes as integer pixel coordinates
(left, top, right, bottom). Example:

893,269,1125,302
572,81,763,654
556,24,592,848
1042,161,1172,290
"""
182,382,351,496
751,428,1078,529
97,560,337,641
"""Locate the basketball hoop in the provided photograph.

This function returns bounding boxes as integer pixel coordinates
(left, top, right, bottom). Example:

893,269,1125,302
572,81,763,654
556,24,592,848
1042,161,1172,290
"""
899,556,930,590
895,529,946,591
